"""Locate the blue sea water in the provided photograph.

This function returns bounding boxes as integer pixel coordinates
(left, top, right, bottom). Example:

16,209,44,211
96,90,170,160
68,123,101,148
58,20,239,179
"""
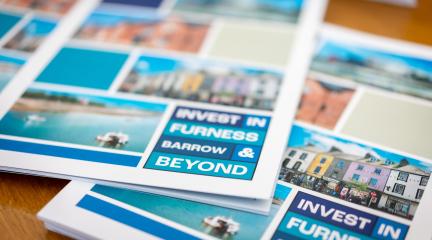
92,185,281,240
0,111,161,153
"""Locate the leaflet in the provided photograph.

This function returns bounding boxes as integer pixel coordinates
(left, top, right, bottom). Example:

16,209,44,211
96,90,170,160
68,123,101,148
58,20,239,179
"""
38,122,432,240
0,0,327,200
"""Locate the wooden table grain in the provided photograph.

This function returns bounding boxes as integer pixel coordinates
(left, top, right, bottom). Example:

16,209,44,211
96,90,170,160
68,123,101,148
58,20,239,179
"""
1,0,431,239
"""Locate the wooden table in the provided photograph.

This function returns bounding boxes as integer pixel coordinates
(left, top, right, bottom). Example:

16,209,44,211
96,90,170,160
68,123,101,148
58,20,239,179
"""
1,0,431,239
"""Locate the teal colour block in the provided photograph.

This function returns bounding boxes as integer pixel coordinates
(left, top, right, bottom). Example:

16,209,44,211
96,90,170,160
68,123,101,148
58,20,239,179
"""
36,47,129,90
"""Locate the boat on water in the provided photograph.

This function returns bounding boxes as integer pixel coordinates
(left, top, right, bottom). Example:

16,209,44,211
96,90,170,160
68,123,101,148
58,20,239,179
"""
96,132,129,147
203,216,240,236
25,114,46,123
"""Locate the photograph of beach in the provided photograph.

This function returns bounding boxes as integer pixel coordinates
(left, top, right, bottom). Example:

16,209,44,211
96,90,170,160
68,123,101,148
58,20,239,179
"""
119,54,283,110
84,183,291,240
173,0,303,23
280,124,431,220
311,40,432,100
295,77,354,129
0,88,166,153
0,53,25,92
74,9,210,53
4,17,56,53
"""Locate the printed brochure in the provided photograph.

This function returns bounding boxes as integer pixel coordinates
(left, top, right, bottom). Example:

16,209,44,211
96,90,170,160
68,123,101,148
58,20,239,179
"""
0,0,327,201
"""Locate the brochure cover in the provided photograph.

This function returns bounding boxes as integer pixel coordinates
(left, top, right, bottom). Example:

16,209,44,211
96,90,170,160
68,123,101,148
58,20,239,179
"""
38,122,432,240
0,0,328,200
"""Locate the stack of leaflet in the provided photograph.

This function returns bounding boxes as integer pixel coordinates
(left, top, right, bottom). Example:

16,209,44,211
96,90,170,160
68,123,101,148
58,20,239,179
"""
1,0,432,239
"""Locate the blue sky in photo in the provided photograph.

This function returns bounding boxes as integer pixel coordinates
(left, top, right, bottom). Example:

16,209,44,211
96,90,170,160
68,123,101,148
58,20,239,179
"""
134,55,181,75
22,18,56,37
133,54,283,77
255,0,303,12
288,124,431,172
0,11,21,38
83,10,160,27
26,88,167,112
317,40,432,76
176,0,303,13
274,184,291,200
0,53,26,65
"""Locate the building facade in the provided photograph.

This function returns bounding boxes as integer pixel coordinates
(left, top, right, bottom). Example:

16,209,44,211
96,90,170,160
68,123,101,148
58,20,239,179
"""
342,161,391,191
378,166,429,219
280,147,317,173
306,153,334,178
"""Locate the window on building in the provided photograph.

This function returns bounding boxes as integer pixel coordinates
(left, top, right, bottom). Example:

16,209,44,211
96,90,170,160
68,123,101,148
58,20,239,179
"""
336,161,345,169
313,166,321,174
352,174,360,182
420,176,429,186
320,157,327,164
369,178,378,187
330,171,339,179
288,150,296,157
397,172,409,182
299,153,307,160
416,189,424,199
356,165,364,171
282,158,290,168
293,162,302,171
392,183,405,195
374,168,382,175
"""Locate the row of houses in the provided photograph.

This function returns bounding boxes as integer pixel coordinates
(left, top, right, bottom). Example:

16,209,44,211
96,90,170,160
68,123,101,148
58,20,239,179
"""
279,146,430,219
119,68,281,110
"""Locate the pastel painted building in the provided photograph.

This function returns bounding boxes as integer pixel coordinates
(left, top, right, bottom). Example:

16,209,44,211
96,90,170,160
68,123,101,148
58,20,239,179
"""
280,147,318,173
342,162,390,191
306,152,334,178
323,152,363,181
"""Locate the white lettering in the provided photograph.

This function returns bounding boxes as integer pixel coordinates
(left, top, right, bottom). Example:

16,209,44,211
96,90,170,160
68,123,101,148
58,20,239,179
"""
155,156,170,167
175,108,242,125
153,156,248,176
232,165,247,175
168,123,259,143
169,158,183,168
377,224,401,239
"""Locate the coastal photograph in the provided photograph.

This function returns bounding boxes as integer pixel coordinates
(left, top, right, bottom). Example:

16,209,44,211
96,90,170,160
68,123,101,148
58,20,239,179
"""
119,54,283,110
0,88,166,153
0,0,77,15
295,77,355,129
280,124,431,220
311,39,432,100
74,9,210,53
87,183,291,240
174,0,303,23
4,17,56,53
0,53,25,92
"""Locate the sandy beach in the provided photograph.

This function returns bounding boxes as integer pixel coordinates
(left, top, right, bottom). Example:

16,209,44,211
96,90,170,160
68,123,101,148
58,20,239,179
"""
12,98,161,117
